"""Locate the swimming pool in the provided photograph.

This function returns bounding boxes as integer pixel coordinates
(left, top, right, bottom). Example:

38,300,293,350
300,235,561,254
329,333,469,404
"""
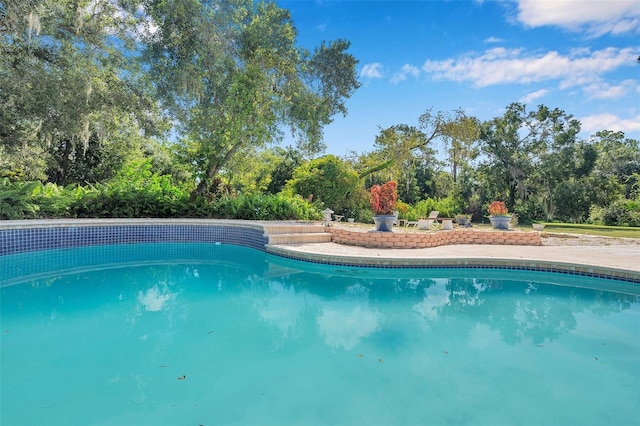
1,242,639,425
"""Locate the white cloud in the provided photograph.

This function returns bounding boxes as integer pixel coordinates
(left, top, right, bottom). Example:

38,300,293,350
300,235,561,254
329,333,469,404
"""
86,0,158,39
519,89,549,104
516,0,640,36
413,281,450,321
258,282,314,337
137,14,159,38
421,47,637,88
137,285,174,312
484,36,504,43
360,62,384,79
583,79,638,99
403,64,420,77
391,64,420,84
317,304,380,350
580,113,640,135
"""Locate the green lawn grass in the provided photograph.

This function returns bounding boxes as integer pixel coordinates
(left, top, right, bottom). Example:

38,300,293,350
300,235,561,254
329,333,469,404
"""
539,223,640,239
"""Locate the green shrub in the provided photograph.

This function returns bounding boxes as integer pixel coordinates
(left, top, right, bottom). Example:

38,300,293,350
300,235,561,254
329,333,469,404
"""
212,193,321,220
408,196,459,220
358,209,374,224
287,155,361,214
0,178,40,219
35,182,75,218
589,199,640,227
512,201,545,225
1,174,321,221
395,200,411,219
68,160,193,218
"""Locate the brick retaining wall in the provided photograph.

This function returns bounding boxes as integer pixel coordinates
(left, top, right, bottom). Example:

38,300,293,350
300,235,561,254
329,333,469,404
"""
328,228,542,249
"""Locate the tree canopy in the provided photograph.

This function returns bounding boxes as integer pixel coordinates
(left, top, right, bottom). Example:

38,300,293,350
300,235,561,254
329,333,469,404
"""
1,0,163,182
1,0,360,192
136,0,360,194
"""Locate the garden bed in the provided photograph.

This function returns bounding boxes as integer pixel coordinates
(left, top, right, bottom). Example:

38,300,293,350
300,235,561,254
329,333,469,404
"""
328,225,541,249
329,222,639,248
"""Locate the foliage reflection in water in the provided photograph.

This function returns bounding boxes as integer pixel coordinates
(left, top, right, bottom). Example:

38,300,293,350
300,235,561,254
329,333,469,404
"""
1,243,638,426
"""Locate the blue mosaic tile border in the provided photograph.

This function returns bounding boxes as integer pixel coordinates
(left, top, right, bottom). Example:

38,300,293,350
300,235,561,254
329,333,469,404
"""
0,242,265,286
0,224,268,256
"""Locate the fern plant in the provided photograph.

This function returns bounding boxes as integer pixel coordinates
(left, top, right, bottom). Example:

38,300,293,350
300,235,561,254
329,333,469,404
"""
0,178,40,220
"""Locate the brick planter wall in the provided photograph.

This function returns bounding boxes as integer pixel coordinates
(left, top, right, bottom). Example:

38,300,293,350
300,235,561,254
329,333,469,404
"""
328,228,542,249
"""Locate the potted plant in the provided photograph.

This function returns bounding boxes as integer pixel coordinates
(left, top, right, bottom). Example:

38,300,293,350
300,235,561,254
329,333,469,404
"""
369,181,398,232
343,207,356,223
487,201,512,230
455,214,472,227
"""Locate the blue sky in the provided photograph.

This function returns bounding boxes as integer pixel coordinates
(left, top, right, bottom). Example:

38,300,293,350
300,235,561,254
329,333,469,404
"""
277,0,640,156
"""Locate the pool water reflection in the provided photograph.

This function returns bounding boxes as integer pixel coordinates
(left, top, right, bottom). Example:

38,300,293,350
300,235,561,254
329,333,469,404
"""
1,243,638,425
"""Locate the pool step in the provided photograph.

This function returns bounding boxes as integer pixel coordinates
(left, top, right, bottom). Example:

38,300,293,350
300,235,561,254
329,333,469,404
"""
262,223,332,245
267,232,332,245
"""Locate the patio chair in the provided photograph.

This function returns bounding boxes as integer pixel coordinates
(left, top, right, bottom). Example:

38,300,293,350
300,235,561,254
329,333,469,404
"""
417,211,439,230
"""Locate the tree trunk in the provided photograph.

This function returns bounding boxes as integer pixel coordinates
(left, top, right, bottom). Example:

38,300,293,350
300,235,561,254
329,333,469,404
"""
52,138,73,185
452,146,457,183
509,179,516,211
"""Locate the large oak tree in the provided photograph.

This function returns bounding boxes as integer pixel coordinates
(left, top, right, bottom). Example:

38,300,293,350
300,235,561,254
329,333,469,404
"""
1,0,161,183
135,0,360,195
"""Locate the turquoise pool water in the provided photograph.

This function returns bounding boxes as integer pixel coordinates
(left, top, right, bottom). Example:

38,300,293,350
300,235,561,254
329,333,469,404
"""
1,243,639,425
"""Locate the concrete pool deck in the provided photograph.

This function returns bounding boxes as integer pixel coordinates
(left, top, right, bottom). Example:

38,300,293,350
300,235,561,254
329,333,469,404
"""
263,221,640,281
266,240,640,281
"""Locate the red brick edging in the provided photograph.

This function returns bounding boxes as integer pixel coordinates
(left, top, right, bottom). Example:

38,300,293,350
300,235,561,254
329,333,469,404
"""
328,228,542,249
